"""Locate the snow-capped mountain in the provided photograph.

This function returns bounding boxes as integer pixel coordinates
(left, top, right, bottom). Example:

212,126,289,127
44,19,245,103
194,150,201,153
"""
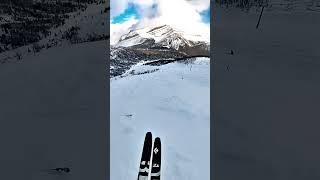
110,24,210,77
114,24,210,56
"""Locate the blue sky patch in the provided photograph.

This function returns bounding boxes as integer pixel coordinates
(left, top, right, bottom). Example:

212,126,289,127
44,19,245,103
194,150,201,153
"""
200,8,210,24
112,3,140,24
112,3,210,24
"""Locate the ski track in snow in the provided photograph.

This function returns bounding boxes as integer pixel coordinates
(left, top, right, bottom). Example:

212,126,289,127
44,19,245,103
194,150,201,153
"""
111,58,210,180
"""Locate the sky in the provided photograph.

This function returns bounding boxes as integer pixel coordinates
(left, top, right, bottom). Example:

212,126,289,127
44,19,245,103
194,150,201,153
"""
110,0,210,44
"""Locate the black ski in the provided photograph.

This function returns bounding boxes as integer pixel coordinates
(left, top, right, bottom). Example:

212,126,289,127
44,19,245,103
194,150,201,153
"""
137,132,153,180
150,137,161,180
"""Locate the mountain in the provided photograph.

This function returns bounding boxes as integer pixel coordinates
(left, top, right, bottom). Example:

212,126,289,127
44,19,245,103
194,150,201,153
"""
115,24,210,56
110,24,210,77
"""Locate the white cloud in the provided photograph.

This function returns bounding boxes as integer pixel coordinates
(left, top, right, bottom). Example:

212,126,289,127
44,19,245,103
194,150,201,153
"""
110,0,128,18
134,0,156,7
110,0,156,18
187,0,210,12
110,0,210,44
137,0,210,40
110,17,139,45
111,0,210,18
154,0,208,32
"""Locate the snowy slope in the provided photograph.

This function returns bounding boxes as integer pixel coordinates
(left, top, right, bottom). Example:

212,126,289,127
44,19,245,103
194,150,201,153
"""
47,3,107,41
214,6,320,180
215,0,320,12
0,2,107,63
266,0,320,12
0,40,107,180
110,58,210,180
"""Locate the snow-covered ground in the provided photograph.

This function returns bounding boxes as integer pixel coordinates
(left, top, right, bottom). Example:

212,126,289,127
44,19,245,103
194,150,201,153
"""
0,40,107,180
214,5,320,180
111,58,210,180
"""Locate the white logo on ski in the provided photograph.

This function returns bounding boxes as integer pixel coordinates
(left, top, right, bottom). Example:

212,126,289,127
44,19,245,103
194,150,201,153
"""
138,175,148,180
154,148,159,154
153,163,159,167
151,171,161,176
139,167,150,173
140,161,150,165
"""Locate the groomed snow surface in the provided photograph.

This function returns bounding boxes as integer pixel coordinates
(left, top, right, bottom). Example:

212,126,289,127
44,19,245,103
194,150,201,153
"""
110,58,210,180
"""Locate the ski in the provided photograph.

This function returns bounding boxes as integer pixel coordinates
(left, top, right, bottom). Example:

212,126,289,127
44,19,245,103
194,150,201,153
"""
150,137,161,180
137,132,153,180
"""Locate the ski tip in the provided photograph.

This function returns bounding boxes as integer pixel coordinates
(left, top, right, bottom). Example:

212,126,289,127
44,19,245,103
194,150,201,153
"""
145,132,152,139
155,137,161,142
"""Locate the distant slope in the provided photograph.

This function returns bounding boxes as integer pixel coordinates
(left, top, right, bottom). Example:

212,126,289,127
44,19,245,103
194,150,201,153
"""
110,45,189,77
214,0,320,12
